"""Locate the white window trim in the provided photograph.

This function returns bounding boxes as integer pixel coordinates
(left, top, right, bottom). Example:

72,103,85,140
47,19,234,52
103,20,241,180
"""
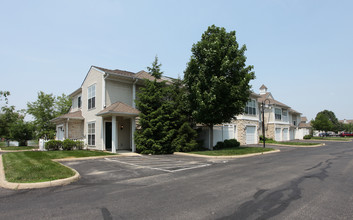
275,108,282,121
244,99,257,116
88,84,96,110
87,121,96,146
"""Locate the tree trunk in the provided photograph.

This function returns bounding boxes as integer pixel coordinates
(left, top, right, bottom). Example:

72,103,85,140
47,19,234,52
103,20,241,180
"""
209,125,214,150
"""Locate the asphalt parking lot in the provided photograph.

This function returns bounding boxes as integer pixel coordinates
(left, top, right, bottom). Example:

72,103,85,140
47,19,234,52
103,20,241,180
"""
61,154,223,186
2,142,353,219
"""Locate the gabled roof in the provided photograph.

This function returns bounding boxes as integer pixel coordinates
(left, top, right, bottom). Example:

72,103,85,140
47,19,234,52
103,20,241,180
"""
51,110,84,122
289,108,301,114
92,66,173,83
258,93,290,108
301,116,308,122
260,84,268,90
299,122,312,128
93,66,136,78
96,102,140,116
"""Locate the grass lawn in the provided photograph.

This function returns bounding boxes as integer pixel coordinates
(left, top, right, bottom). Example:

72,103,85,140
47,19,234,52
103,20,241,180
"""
1,146,38,150
260,140,319,146
2,151,114,183
311,136,352,141
189,147,274,156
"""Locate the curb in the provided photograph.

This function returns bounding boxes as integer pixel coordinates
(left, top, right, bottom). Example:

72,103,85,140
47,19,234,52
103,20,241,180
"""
303,139,352,143
264,143,325,148
174,149,280,159
0,155,80,190
0,153,141,190
53,154,139,162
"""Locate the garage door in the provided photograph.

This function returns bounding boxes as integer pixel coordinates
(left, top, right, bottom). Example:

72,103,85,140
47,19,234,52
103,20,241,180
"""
275,128,281,141
283,128,289,141
246,126,256,144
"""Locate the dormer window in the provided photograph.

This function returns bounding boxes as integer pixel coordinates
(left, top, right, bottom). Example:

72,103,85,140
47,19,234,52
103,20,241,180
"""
88,84,96,110
245,100,256,115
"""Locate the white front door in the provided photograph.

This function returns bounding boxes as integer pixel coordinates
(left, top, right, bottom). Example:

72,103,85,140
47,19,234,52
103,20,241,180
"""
246,126,256,144
275,128,281,141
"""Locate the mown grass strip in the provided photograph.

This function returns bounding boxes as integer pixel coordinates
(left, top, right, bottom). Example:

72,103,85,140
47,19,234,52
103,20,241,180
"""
311,137,352,141
260,140,319,146
189,147,274,156
1,146,38,151
2,151,114,183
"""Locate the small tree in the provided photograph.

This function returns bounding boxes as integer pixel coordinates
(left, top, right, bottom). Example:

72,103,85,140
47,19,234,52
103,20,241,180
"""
184,25,255,149
27,91,72,139
0,106,21,145
9,120,34,146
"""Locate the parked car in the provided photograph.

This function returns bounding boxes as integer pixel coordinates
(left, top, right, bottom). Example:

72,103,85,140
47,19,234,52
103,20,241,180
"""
339,132,353,137
319,132,330,137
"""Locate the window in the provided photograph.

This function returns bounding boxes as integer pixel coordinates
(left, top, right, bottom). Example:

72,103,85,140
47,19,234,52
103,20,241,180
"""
244,100,256,115
88,84,96,110
275,108,282,120
282,110,288,121
88,122,95,146
293,121,296,126
78,96,81,108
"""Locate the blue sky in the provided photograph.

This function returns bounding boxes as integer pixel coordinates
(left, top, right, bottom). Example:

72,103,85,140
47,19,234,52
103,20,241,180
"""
1,0,352,121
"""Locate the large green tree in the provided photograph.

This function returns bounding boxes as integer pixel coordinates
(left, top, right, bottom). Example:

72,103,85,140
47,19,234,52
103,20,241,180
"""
311,110,339,133
27,91,71,139
0,91,10,104
184,25,255,149
135,57,198,154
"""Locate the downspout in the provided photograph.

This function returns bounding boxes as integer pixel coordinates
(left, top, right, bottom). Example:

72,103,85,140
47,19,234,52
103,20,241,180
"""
103,73,109,109
132,78,138,108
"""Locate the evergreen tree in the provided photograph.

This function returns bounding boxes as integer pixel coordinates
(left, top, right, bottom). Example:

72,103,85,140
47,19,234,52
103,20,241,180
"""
135,57,198,154
135,57,174,154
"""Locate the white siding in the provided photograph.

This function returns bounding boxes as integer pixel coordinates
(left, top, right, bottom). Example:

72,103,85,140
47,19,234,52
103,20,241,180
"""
105,80,133,106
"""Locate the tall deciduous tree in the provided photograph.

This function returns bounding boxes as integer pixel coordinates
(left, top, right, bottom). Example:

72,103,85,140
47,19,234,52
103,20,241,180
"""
27,91,71,139
0,91,10,104
184,25,255,149
311,110,339,133
311,112,333,133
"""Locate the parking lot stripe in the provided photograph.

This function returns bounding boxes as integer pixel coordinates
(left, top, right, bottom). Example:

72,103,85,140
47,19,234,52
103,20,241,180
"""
104,157,211,173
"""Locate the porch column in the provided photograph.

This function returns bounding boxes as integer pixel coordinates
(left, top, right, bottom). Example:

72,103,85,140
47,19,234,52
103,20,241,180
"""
131,117,136,152
112,116,117,153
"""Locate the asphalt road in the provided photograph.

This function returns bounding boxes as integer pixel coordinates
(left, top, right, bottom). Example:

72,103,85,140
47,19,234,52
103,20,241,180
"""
1,141,353,220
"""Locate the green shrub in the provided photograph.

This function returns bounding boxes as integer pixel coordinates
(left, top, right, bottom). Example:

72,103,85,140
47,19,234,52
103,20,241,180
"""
260,135,274,142
45,140,62,151
75,141,84,150
214,139,240,150
214,141,225,150
62,139,76,150
303,135,312,139
224,139,240,148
